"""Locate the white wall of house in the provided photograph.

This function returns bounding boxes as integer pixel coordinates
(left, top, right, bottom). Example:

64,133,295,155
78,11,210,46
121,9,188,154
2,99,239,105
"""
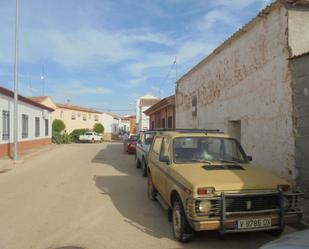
176,3,301,183
101,113,114,134
0,93,52,144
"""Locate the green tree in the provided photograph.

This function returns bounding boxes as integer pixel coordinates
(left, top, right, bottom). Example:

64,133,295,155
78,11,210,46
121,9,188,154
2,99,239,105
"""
52,119,65,133
93,123,104,134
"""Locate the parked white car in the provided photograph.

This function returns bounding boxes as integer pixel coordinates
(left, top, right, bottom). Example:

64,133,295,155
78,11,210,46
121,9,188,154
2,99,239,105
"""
79,132,102,143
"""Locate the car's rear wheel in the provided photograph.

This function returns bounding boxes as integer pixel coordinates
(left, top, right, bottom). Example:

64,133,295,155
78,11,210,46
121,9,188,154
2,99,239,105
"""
135,156,141,168
172,198,193,242
147,175,157,201
142,158,148,177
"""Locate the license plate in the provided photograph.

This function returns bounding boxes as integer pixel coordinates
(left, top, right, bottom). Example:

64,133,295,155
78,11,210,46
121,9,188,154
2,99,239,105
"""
236,218,271,229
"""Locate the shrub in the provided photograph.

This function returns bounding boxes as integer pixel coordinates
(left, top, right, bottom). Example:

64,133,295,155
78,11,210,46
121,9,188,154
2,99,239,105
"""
52,131,71,144
52,119,65,133
70,128,90,143
93,123,104,134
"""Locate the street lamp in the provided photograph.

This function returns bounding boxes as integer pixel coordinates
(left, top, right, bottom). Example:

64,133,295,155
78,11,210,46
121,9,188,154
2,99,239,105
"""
13,0,19,161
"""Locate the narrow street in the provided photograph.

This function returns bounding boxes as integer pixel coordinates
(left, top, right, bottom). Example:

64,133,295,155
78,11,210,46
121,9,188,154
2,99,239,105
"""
0,142,298,249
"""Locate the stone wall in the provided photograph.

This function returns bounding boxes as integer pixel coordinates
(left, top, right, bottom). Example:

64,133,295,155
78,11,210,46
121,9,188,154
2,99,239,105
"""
290,53,309,198
176,4,297,181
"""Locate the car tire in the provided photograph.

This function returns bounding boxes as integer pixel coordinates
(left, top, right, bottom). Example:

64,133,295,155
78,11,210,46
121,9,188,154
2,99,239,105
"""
142,158,148,177
147,175,157,201
135,156,141,168
92,138,95,143
172,197,194,243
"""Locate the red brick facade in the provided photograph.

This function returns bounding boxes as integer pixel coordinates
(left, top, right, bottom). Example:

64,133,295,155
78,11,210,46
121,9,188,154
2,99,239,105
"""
144,95,175,129
0,138,52,158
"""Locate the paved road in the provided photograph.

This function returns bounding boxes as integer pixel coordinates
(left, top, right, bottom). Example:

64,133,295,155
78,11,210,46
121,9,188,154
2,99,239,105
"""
0,142,297,249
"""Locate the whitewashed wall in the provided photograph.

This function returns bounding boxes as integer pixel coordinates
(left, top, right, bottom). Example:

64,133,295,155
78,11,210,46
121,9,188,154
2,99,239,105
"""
176,4,297,182
0,93,52,144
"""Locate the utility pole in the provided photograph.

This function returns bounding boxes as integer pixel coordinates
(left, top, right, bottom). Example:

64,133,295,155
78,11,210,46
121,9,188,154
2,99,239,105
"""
13,0,19,161
175,56,178,82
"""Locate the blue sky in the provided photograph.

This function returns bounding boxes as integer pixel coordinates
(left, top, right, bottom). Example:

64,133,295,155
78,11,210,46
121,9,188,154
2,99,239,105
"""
0,0,272,115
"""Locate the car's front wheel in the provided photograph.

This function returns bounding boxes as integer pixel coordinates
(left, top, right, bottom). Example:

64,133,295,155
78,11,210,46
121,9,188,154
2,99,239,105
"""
142,158,148,177
147,175,157,201
135,156,141,168
172,198,193,242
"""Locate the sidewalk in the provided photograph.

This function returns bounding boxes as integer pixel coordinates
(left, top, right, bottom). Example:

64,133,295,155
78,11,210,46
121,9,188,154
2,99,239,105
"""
0,144,61,172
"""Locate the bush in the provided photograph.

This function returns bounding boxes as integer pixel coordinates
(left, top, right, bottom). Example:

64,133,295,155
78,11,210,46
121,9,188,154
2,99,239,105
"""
93,123,104,134
52,119,65,133
70,128,90,143
52,131,71,144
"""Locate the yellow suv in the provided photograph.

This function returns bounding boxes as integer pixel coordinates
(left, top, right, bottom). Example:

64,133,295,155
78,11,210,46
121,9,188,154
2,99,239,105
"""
147,129,303,242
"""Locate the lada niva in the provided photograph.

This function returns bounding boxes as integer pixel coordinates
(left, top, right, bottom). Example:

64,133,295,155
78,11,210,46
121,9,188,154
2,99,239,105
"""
147,129,303,242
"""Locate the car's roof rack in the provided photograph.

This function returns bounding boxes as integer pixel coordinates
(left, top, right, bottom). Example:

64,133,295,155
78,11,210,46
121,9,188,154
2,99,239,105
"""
156,128,223,134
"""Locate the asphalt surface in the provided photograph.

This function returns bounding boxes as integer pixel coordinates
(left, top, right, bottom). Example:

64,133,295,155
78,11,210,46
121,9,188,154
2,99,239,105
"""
0,142,298,249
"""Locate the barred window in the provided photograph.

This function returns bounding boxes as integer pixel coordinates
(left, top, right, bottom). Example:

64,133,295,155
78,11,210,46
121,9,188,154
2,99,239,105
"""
2,110,10,140
71,112,76,120
35,117,40,137
45,119,49,136
94,115,99,121
22,114,29,139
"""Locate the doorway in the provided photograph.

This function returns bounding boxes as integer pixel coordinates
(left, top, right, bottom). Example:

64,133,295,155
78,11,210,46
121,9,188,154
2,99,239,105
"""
228,120,241,142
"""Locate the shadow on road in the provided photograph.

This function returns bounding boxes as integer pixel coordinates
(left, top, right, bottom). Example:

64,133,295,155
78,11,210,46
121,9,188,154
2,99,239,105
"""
92,143,276,248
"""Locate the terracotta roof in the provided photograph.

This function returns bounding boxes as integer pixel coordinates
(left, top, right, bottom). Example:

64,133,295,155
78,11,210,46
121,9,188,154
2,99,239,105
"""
28,96,49,104
0,86,54,112
140,98,160,106
177,0,309,84
56,103,102,114
144,95,175,116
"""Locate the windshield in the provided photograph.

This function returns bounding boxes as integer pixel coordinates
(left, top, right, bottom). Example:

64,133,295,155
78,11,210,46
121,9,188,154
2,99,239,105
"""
129,135,138,141
144,133,155,145
85,132,93,136
173,137,248,164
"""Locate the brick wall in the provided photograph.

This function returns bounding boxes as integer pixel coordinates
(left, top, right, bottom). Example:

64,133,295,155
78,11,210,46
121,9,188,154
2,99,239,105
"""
0,138,51,158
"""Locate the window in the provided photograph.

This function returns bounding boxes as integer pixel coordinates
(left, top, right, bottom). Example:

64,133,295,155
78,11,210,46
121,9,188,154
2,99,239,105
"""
192,95,197,117
167,116,173,128
22,114,29,138
228,120,241,142
173,137,247,163
152,137,163,154
160,138,170,158
83,114,86,121
2,110,10,140
35,117,40,137
45,119,49,136
71,112,76,120
89,113,91,119
94,115,99,121
78,112,81,117
161,118,166,128
151,121,155,130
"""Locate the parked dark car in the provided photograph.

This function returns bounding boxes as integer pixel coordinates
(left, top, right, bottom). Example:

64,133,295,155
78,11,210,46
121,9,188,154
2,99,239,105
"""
135,130,156,177
123,134,138,154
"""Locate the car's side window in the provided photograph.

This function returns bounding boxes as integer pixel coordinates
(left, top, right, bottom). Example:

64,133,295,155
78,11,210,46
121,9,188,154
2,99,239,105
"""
160,138,170,158
153,137,163,154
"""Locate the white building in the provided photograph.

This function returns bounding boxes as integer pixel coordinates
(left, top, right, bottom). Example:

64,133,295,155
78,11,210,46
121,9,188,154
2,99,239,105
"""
136,94,160,131
0,86,53,158
175,0,309,197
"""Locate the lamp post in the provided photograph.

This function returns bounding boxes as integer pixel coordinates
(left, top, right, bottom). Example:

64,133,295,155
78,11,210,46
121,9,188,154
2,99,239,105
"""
13,0,19,161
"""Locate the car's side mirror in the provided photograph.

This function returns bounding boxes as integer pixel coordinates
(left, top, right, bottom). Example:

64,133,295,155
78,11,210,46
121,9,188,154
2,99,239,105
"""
247,155,253,162
159,155,170,164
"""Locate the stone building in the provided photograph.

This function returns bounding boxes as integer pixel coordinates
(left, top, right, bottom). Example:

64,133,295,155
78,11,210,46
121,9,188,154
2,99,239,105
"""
144,95,175,129
175,0,309,197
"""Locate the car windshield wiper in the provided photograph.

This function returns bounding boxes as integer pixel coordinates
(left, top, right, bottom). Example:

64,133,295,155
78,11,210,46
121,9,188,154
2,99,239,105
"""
218,159,239,164
190,159,212,164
